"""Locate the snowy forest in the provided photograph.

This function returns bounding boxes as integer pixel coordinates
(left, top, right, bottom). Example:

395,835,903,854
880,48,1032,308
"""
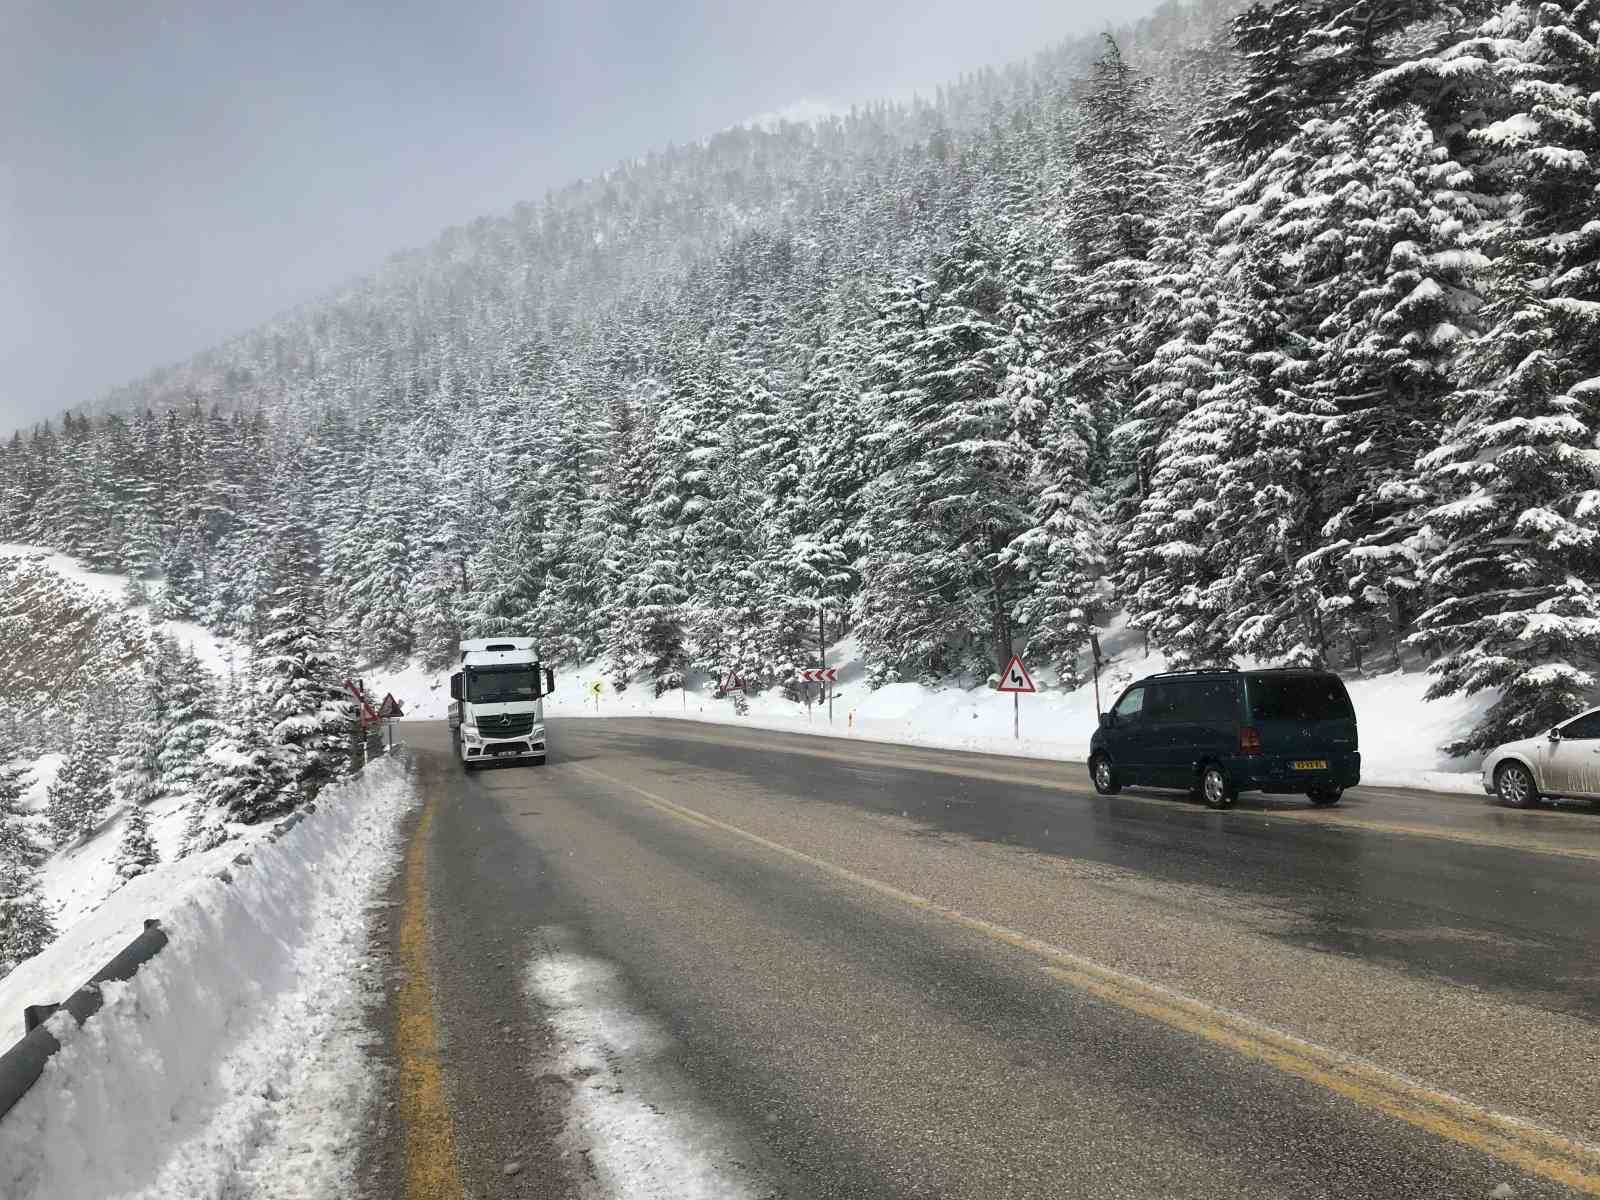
4,0,1600,825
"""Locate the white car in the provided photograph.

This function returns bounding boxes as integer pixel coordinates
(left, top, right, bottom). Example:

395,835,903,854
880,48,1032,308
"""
1482,706,1600,808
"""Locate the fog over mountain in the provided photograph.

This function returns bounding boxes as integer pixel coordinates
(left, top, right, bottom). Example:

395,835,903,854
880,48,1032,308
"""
2,0,1148,429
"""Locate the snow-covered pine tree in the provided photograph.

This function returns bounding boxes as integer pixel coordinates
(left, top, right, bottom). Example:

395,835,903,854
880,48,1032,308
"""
1052,35,1178,489
255,578,351,810
1304,106,1482,670
1007,395,1105,685
1379,0,1600,749
0,733,43,870
204,665,289,827
0,858,54,974
856,238,1034,682
1118,345,1261,668
785,320,872,662
335,465,418,667
113,801,158,881
159,646,221,798
113,633,176,809
0,740,52,970
45,707,115,845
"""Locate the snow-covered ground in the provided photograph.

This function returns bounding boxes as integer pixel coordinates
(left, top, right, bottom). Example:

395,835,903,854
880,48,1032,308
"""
527,928,775,1198
0,544,235,673
0,753,417,1200
380,623,1495,794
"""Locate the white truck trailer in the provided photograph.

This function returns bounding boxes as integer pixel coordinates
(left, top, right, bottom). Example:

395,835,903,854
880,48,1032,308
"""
447,637,554,769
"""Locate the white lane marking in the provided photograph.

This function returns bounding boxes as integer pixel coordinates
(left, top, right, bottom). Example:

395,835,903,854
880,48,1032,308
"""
525,929,770,1200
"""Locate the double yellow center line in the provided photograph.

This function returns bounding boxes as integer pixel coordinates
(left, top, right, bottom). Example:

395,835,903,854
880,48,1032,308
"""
396,796,463,1199
572,761,1600,1195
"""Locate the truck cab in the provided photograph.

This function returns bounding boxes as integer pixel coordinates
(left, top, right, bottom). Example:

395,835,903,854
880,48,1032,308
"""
447,637,555,769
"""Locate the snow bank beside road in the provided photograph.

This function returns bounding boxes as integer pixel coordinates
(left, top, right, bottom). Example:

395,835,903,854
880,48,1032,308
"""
541,659,1494,795
0,755,418,1200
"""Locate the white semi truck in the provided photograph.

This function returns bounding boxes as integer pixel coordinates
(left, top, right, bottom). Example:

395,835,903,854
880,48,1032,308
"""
447,637,555,769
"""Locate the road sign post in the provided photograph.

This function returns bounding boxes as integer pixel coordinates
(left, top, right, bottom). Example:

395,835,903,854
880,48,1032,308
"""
1090,632,1105,719
799,668,839,724
587,679,603,712
995,654,1037,740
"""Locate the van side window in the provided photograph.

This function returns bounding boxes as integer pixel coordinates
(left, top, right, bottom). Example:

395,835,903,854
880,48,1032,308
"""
1247,674,1354,721
1143,682,1178,723
1179,679,1236,722
1113,687,1145,718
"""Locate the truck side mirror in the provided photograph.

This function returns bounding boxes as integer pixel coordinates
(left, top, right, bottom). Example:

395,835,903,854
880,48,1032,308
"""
449,674,462,701
544,668,555,696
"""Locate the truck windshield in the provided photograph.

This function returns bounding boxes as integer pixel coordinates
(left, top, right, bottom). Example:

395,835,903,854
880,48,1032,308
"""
466,667,541,703
1247,674,1353,721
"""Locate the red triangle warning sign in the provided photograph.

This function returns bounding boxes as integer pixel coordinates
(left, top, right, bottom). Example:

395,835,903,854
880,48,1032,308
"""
996,654,1037,694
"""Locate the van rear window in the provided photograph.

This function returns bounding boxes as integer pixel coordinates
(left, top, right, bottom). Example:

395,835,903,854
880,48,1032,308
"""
1247,674,1353,721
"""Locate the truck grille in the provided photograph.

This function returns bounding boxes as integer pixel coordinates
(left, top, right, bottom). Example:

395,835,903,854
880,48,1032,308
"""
478,713,538,740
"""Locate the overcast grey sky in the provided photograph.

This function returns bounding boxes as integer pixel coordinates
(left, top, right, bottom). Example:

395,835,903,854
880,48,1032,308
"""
0,0,1153,431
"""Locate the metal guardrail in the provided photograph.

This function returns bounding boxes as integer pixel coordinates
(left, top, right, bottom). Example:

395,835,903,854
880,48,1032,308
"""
0,740,406,1127
0,919,169,1123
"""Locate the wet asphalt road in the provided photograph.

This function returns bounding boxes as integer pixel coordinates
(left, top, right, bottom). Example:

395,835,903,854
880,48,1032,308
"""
366,718,1600,1200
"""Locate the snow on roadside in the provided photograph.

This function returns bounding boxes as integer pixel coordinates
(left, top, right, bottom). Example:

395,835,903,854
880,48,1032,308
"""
526,930,771,1199
0,754,419,1200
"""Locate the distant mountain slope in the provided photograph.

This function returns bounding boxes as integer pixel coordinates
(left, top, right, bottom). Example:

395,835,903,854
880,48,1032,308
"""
6,0,1597,766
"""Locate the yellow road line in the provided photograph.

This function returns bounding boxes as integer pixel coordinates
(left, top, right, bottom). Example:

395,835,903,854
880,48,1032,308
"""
396,796,463,1200
570,761,1600,1195
594,727,1600,862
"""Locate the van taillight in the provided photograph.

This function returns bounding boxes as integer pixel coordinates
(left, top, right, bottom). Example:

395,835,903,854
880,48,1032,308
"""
1240,726,1262,756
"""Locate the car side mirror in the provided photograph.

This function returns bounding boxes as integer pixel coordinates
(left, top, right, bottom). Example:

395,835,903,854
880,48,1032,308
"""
544,668,555,696
1549,727,1562,742
1100,712,1116,729
449,674,462,702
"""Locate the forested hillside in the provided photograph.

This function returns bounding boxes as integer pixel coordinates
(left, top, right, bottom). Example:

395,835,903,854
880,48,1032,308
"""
4,0,1599,766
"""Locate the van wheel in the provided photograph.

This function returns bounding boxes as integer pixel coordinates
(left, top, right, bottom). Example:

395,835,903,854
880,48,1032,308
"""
1090,755,1120,795
1495,762,1539,809
1306,786,1343,807
1201,764,1235,810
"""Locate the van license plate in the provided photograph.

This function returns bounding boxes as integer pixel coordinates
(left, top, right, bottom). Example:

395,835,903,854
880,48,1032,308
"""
1293,759,1329,771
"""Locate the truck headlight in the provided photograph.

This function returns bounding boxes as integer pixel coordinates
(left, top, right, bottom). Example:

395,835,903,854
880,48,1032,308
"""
530,725,545,742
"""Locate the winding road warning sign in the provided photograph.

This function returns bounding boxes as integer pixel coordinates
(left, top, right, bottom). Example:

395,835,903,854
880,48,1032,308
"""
996,655,1037,694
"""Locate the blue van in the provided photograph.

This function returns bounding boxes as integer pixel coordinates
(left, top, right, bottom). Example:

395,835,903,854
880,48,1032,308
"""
1088,669,1360,809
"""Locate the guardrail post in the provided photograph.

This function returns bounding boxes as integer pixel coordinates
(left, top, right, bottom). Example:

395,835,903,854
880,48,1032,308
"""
0,918,170,1125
